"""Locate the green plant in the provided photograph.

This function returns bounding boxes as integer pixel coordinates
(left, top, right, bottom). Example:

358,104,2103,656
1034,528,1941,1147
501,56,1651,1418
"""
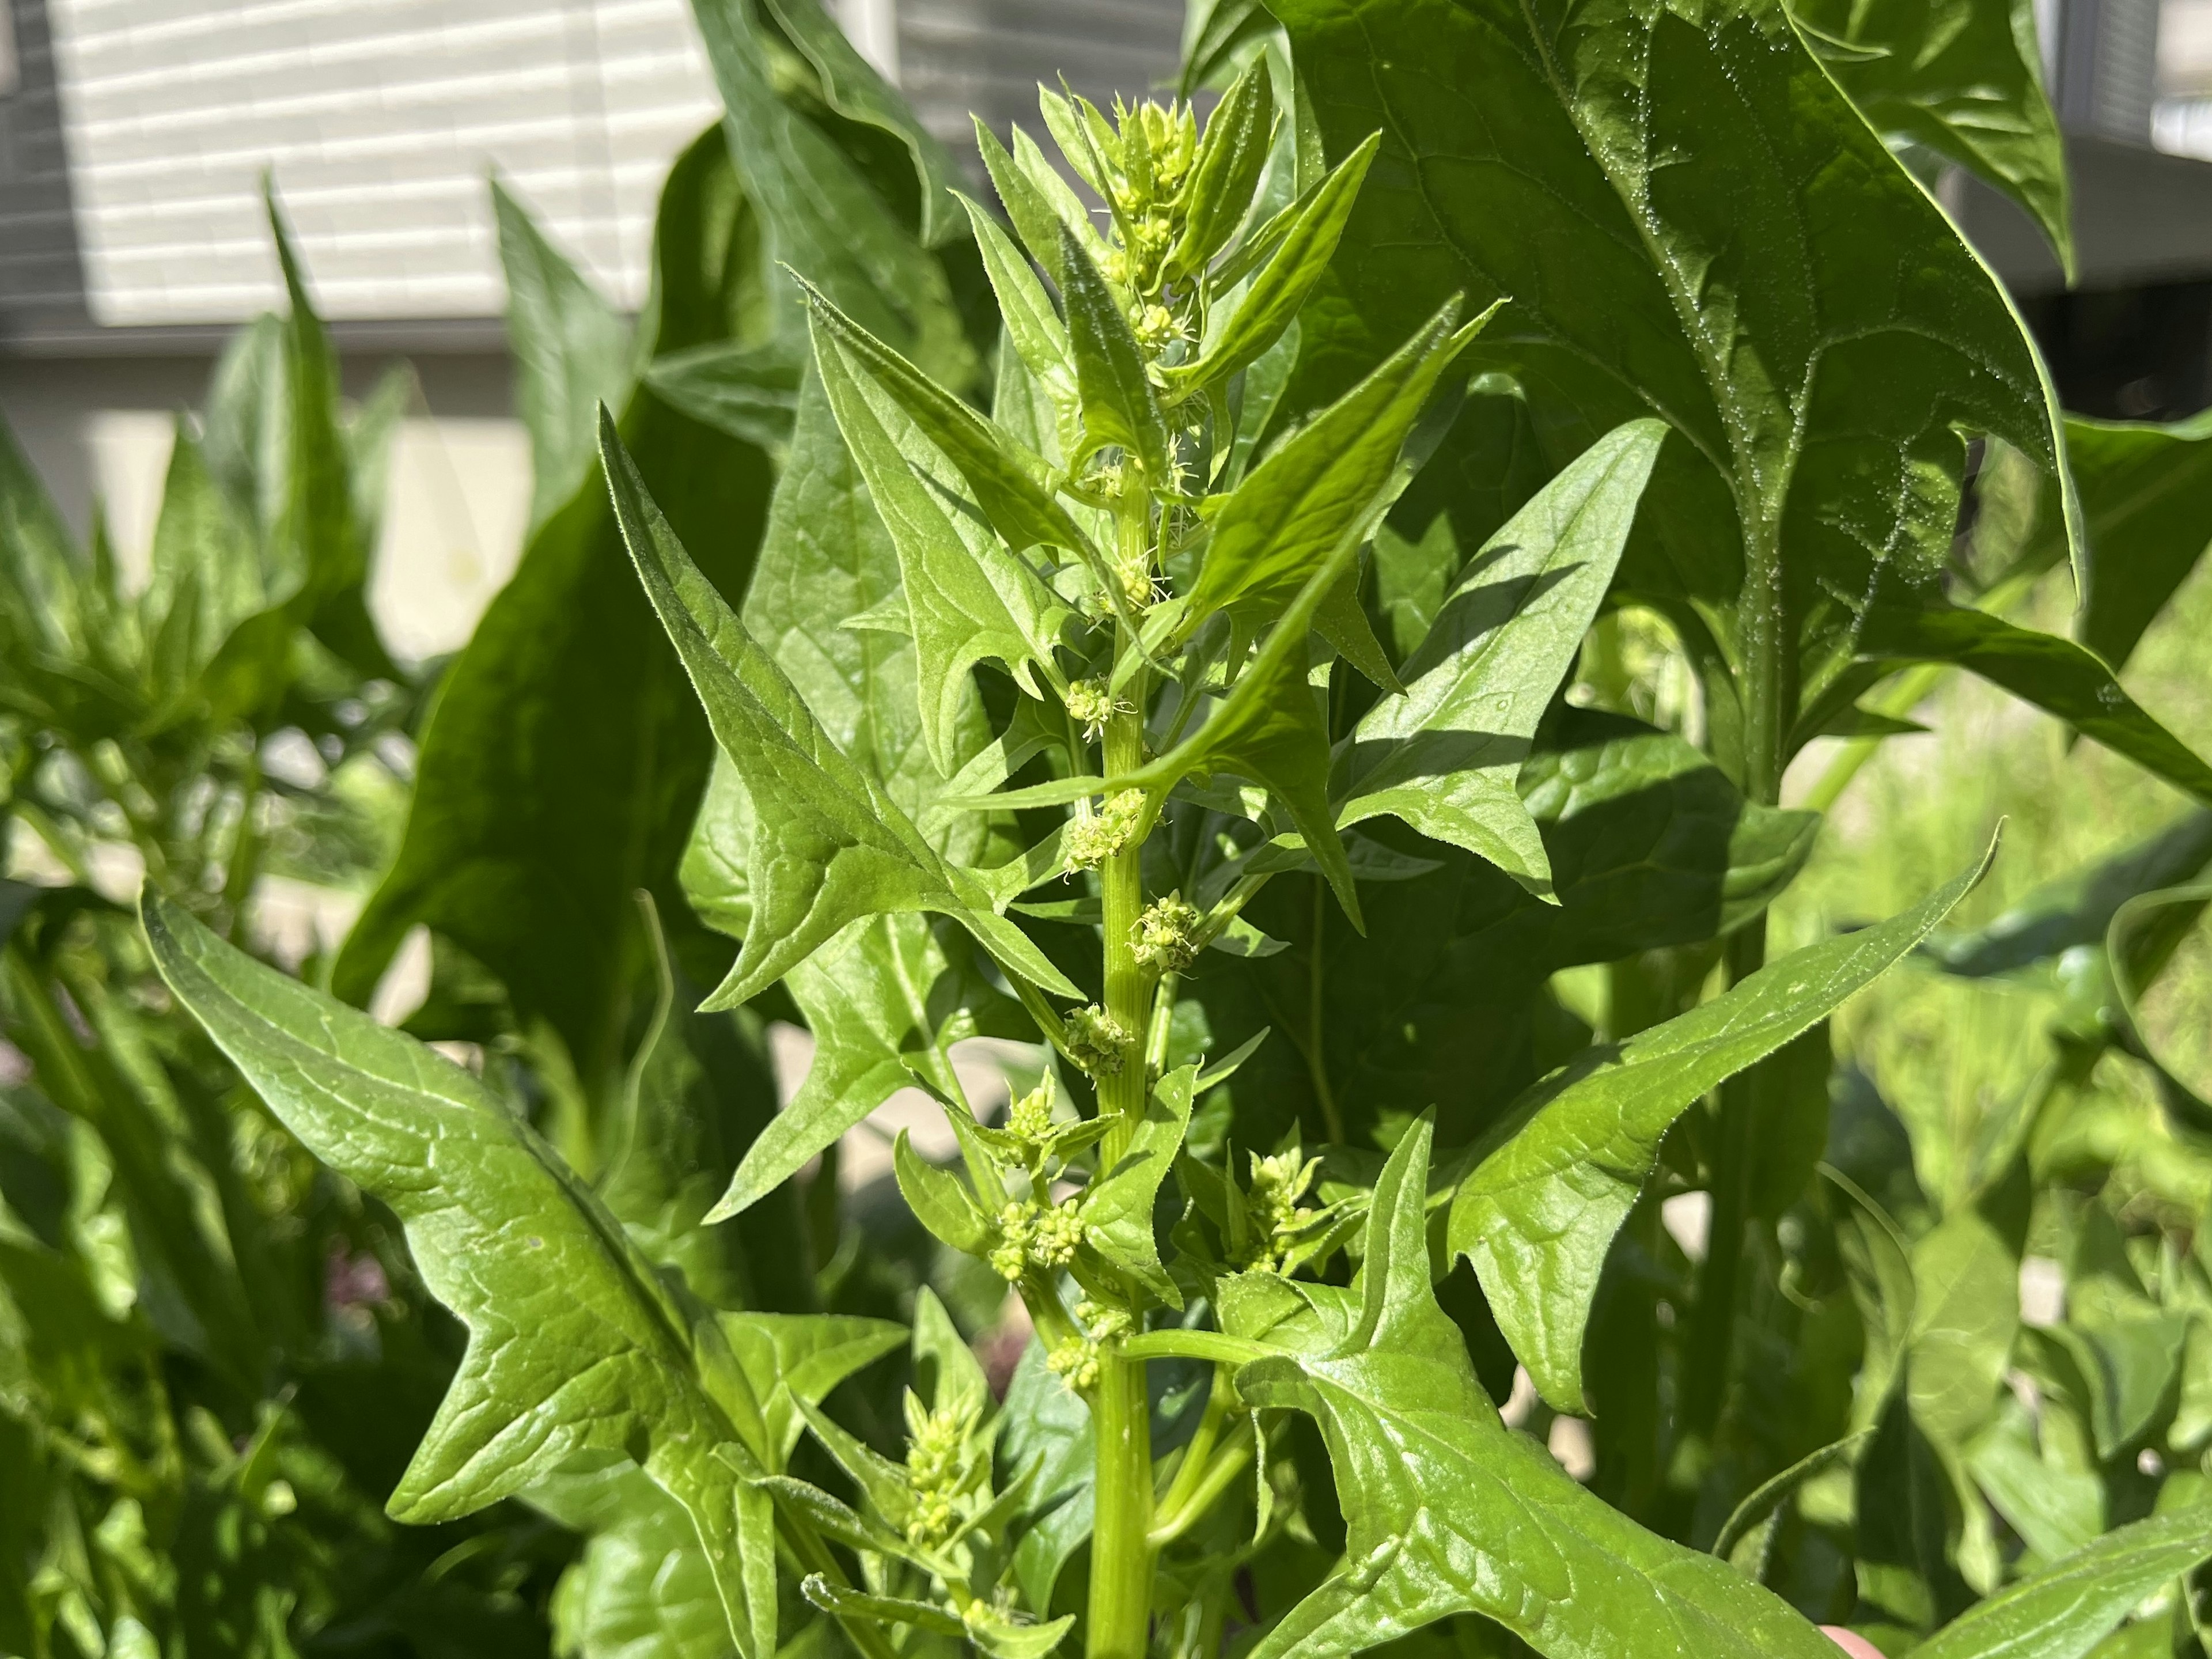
0,203,579,1656
14,0,2212,1656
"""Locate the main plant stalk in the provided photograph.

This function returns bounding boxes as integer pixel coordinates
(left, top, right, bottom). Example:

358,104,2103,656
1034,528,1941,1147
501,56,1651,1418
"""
1088,694,1155,1659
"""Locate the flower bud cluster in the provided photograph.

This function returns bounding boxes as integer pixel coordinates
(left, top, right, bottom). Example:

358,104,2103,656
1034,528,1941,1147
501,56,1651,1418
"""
1047,1336,1101,1393
1240,1147,1324,1272
1063,679,1123,743
988,1195,1086,1282
901,1392,978,1547
1065,790,1145,872
1094,99,1198,302
1064,1003,1130,1076
1132,893,1203,974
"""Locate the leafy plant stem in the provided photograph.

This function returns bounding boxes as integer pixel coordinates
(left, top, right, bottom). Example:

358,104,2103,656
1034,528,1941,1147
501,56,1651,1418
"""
771,1496,906,1659
1090,604,1157,1659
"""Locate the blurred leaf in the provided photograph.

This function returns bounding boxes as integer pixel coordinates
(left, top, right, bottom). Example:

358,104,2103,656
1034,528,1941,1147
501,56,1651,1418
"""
642,340,804,451
1912,1505,2212,1659
1789,0,2071,276
1907,1212,2020,1448
334,132,778,1085
537,1462,734,1659
493,176,635,530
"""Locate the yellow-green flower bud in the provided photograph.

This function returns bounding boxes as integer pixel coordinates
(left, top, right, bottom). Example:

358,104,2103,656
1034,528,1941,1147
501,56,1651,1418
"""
1065,790,1145,872
1132,893,1203,973
1064,678,1122,742
1065,1004,1130,1075
990,1199,1037,1281
1048,1336,1101,1393
1030,1201,1084,1269
1007,1076,1057,1145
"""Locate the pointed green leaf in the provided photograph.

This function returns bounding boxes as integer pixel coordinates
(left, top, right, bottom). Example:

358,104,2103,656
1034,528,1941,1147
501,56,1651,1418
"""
1169,55,1277,281
957,191,1078,406
1122,524,1368,928
1791,0,2073,278
493,176,635,529
975,120,1075,290
1234,1119,1843,1659
799,279,1090,561
1162,134,1378,397
1911,1505,2212,1659
601,411,1078,1003
715,1310,907,1468
1450,840,1994,1413
536,1463,733,1659
810,318,1067,773
895,1130,993,1256
142,891,779,1659
1336,418,1665,896
1859,603,2212,804
706,915,935,1221
1058,227,1172,479
1187,300,1480,631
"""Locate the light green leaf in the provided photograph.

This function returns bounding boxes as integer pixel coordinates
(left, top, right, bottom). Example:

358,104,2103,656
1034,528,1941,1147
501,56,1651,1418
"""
1335,418,1665,895
601,410,1077,1005
957,192,1077,410
1857,604,2212,804
1187,299,1479,631
493,176,635,530
895,1130,993,1256
800,279,1089,561
1789,0,2072,278
1234,1118,1844,1659
706,915,935,1222
142,891,779,1658
538,1463,733,1659
1908,1211,2020,1448
1120,518,1368,927
1450,842,1993,1413
1711,1430,1872,1573
1162,133,1377,397
1081,1065,1197,1306
714,1310,907,1468
799,1577,964,1637
1058,227,1172,480
1168,55,1277,281
1911,1505,2212,1659
810,317,1067,772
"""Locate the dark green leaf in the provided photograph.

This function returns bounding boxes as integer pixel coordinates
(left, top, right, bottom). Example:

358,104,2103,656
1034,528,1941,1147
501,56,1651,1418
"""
1789,0,2071,276
494,176,635,529
1449,842,1993,1412
641,341,803,451
1270,0,2076,785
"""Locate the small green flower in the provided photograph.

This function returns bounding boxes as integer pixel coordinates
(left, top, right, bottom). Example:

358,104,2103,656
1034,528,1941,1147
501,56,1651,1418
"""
1007,1076,1058,1145
1065,790,1146,872
1047,1336,1101,1393
1065,1004,1130,1075
989,1199,1037,1282
1064,679,1123,742
1132,893,1203,974
1030,1200,1084,1269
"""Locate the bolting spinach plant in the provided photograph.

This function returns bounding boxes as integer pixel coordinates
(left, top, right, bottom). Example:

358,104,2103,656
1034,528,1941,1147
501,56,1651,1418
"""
22,0,2212,1656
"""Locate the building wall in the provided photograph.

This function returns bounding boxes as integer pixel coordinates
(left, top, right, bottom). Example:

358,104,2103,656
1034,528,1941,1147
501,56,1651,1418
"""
0,0,1184,661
